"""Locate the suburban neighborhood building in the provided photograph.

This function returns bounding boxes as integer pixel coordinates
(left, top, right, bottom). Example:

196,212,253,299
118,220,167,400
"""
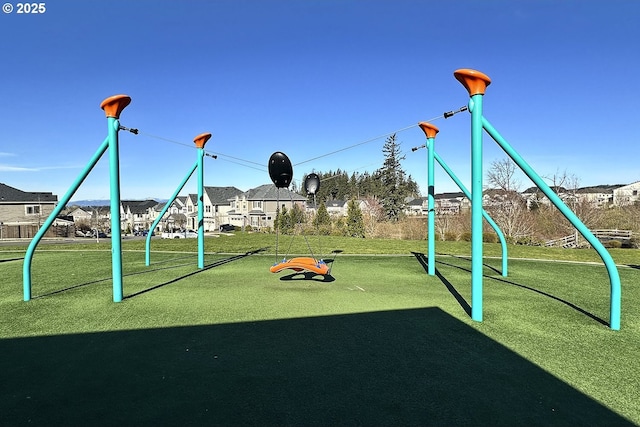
227,184,306,230
613,181,640,206
2,177,639,240
0,183,59,238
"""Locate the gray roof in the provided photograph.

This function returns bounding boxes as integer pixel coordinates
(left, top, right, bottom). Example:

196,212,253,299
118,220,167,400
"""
204,186,243,204
0,183,57,203
121,200,159,214
243,184,306,201
326,200,346,208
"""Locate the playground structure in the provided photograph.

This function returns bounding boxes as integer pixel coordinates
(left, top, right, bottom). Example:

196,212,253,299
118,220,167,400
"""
145,132,212,269
23,95,132,302
451,69,620,330
413,122,508,278
21,95,213,302
268,153,330,276
20,70,622,330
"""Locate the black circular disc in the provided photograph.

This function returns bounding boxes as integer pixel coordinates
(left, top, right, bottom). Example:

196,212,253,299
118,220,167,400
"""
304,173,320,195
268,151,293,189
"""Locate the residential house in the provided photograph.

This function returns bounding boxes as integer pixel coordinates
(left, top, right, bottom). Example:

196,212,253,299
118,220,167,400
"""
0,182,58,238
227,184,307,230
67,207,93,224
202,186,244,231
575,185,620,208
121,200,159,232
613,181,640,206
183,194,199,230
177,187,245,232
406,198,426,216
406,192,470,215
325,200,347,216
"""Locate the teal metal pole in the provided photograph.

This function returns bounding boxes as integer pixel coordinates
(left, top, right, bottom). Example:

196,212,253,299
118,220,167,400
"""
426,136,436,275
434,151,508,277
145,162,198,266
482,117,621,330
193,133,212,269
418,123,439,276
107,116,124,302
100,94,131,303
469,93,484,321
454,69,492,323
22,137,110,301
197,147,205,269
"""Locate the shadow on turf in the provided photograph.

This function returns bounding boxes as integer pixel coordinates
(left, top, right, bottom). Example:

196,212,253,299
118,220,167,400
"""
33,249,266,300
412,252,471,316
0,307,633,426
413,252,609,328
278,271,335,282
125,249,266,299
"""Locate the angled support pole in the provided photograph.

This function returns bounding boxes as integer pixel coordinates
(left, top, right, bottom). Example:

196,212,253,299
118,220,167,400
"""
433,151,508,277
481,118,621,330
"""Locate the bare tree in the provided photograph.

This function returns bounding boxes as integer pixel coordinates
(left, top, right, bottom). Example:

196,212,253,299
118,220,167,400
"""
485,158,533,241
361,197,384,237
486,158,520,192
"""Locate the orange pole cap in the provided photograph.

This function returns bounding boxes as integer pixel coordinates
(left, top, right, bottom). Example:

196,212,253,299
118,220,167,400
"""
100,95,132,119
193,132,212,149
453,69,491,96
418,122,439,139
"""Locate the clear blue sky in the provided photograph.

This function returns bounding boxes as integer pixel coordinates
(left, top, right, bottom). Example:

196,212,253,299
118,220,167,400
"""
1,0,638,202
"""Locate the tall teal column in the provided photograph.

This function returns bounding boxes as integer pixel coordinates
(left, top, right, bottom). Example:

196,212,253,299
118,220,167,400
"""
194,133,212,269
418,122,439,275
454,69,492,322
100,95,132,302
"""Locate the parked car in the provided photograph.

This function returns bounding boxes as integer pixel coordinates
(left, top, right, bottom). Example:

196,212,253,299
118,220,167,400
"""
87,230,108,238
161,229,197,239
219,224,235,232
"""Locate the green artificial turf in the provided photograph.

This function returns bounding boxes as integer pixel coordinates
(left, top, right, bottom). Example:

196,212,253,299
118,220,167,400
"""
1,236,639,426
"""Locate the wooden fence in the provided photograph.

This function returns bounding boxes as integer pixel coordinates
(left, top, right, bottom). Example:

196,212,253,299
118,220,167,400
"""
0,224,76,239
545,229,634,248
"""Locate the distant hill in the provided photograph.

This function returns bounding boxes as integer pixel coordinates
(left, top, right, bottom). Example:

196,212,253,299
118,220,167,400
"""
68,199,111,207
68,199,167,207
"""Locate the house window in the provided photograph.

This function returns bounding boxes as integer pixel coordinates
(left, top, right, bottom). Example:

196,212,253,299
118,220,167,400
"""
188,206,193,213
206,206,211,213
633,190,638,196
253,201,262,209
25,205,41,215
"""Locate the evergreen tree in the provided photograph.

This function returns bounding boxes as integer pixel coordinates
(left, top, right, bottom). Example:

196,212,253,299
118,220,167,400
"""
312,201,332,235
288,203,306,232
379,133,409,222
346,199,365,238
276,205,292,234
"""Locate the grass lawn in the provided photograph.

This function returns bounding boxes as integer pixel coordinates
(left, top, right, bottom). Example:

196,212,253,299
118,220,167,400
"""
1,235,639,426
